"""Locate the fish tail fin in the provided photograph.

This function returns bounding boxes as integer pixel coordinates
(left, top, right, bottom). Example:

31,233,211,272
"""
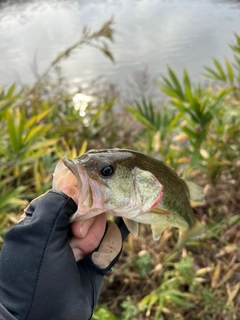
177,219,206,250
184,180,205,207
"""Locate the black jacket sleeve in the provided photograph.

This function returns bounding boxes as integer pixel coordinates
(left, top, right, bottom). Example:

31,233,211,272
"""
0,190,128,320
0,303,17,320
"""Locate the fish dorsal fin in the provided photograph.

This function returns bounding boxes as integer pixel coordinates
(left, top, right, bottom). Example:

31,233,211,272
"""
123,218,139,236
184,180,205,206
151,225,166,240
150,207,170,215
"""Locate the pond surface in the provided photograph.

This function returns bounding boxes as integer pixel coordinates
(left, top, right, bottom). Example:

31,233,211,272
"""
0,0,240,97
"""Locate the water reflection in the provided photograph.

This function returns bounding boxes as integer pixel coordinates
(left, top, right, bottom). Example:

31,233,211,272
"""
73,91,105,126
0,0,240,97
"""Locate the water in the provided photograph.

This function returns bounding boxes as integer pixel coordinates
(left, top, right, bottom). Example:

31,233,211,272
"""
0,0,240,97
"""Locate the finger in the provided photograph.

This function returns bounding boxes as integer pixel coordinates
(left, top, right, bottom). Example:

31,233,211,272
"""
71,217,95,239
70,213,107,261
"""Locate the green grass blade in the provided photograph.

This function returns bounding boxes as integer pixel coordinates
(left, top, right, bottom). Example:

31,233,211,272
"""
0,186,27,210
24,125,51,145
6,84,16,98
182,126,198,140
167,67,185,100
25,108,52,128
213,58,227,81
203,66,223,81
127,107,155,131
6,110,19,153
225,58,234,85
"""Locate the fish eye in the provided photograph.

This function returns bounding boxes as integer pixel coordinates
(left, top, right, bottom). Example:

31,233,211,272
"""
100,164,114,178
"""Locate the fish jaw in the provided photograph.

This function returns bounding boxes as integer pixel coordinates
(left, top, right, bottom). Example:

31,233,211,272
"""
70,172,106,221
52,160,79,200
52,159,106,221
65,162,108,222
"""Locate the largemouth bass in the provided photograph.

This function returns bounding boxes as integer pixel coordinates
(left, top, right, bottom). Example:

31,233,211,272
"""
53,149,205,249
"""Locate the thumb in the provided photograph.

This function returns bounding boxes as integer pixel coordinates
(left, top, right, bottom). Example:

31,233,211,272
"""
23,190,77,239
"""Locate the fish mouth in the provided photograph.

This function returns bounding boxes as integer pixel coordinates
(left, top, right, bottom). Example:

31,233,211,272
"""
61,157,105,221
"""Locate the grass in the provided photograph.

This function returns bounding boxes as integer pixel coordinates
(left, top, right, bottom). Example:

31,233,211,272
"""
0,21,240,320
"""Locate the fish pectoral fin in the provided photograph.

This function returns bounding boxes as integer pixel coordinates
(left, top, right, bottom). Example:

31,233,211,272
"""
151,225,166,241
184,180,205,205
177,218,206,250
123,218,139,236
150,207,170,215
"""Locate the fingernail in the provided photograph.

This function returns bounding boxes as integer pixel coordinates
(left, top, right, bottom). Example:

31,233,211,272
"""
72,248,83,261
79,222,89,238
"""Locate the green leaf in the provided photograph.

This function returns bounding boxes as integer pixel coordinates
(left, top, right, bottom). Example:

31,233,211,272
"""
161,76,175,91
213,58,227,81
167,67,185,100
6,109,19,153
159,75,184,99
0,87,22,114
169,112,181,128
182,126,198,140
0,98,16,114
25,108,52,128
167,294,194,308
17,146,56,165
183,69,191,90
0,145,12,158
24,125,51,145
6,84,16,98
203,67,224,81
207,88,229,112
190,149,201,167
17,108,25,148
150,101,155,123
92,306,117,320
127,107,155,131
225,58,234,85
202,111,213,125
171,98,187,113
160,86,181,99
0,186,27,210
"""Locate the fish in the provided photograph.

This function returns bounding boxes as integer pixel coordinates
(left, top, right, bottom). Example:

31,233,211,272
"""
52,148,205,249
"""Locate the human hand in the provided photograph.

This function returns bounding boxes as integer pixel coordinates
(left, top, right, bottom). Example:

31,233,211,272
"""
70,214,107,261
61,186,113,263
0,190,129,320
